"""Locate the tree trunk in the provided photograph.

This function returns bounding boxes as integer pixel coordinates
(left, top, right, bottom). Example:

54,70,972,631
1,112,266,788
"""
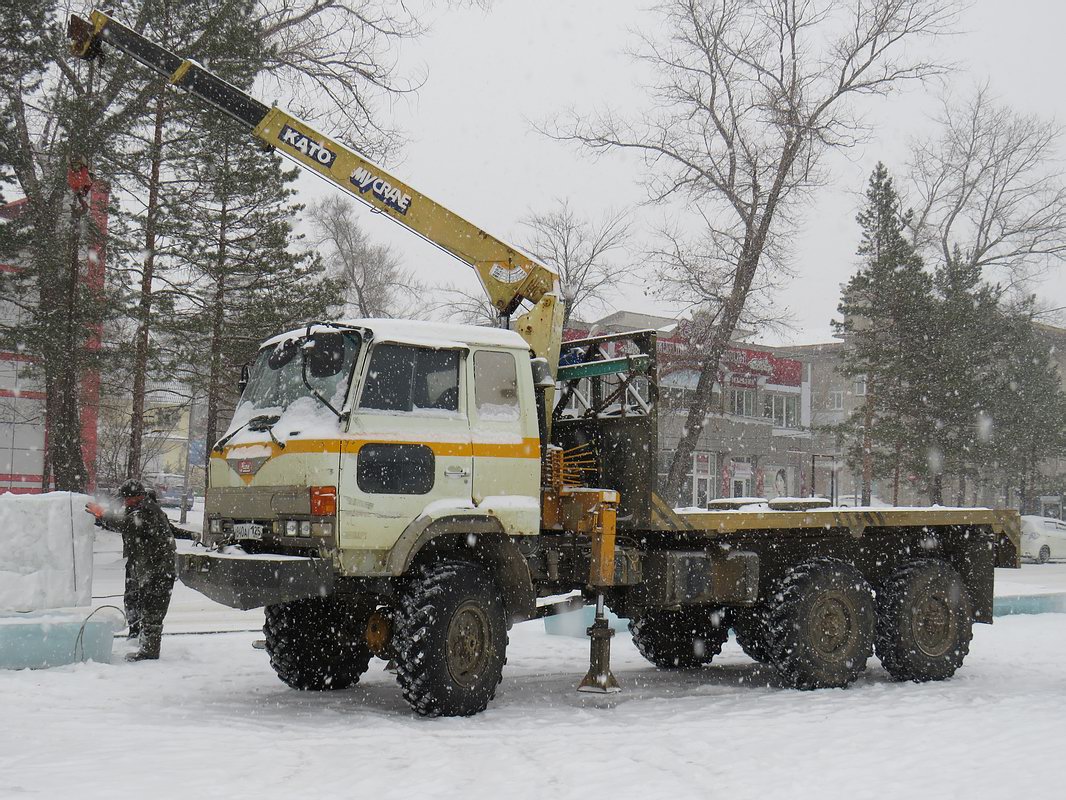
127,87,168,478
663,333,729,505
891,441,899,503
662,139,800,505
204,201,229,471
180,393,196,524
664,247,760,504
49,196,89,491
860,391,875,505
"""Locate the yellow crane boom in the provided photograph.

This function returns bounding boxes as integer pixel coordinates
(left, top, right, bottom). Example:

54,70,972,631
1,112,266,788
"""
68,10,565,370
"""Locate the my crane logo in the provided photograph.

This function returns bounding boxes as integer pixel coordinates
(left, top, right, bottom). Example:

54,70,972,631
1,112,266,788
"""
349,167,413,215
278,125,337,168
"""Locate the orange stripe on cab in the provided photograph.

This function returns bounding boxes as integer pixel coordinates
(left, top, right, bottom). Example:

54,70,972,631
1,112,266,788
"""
213,437,541,460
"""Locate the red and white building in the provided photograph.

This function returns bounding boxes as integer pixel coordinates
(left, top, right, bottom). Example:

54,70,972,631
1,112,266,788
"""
0,185,108,493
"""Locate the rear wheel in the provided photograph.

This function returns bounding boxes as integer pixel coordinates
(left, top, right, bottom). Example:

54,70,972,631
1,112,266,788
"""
393,560,507,717
629,606,730,669
264,596,373,691
875,559,973,682
1038,545,1051,564
768,559,876,690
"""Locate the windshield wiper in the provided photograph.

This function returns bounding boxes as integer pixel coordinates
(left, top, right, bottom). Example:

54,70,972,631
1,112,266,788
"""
249,414,286,450
213,414,281,453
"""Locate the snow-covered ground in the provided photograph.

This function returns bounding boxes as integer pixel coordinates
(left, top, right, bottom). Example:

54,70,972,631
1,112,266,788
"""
995,563,1066,596
2,523,1066,799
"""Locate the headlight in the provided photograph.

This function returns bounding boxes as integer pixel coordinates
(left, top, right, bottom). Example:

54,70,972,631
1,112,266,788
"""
1028,532,1040,541
300,520,311,536
285,520,298,537
209,519,221,534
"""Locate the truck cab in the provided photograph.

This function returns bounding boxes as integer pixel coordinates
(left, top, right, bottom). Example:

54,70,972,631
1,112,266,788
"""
203,319,542,576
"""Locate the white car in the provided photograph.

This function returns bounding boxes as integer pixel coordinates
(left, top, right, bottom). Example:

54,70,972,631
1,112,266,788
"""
1020,516,1066,564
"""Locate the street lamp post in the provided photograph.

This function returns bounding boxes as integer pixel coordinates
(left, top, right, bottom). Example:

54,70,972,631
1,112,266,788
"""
179,393,196,525
810,453,841,506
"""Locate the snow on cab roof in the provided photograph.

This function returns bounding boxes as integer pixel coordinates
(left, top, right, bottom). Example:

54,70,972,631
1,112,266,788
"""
260,318,529,351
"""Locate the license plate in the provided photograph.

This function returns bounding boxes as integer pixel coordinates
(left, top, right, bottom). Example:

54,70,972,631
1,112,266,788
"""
233,522,266,540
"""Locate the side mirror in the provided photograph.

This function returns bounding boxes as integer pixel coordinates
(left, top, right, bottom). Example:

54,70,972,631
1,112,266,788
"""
238,363,249,395
307,333,345,379
530,357,554,389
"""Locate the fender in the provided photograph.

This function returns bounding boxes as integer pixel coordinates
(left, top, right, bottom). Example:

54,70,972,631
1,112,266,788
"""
388,511,536,622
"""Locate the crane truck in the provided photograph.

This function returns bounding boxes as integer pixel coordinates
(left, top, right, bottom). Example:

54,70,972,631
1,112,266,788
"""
70,11,1021,718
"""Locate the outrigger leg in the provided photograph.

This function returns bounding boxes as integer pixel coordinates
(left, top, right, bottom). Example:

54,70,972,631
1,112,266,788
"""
575,489,621,693
579,591,620,693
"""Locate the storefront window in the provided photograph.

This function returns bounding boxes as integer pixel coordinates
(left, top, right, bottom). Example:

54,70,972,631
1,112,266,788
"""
729,388,757,417
763,393,799,428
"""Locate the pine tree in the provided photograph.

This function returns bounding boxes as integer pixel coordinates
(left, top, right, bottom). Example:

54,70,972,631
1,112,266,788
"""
835,163,934,504
921,251,1008,502
987,307,1066,512
167,102,339,463
113,0,269,478
0,0,208,490
0,0,126,490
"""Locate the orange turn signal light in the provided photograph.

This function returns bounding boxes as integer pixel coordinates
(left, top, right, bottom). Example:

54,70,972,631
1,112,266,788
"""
310,485,337,517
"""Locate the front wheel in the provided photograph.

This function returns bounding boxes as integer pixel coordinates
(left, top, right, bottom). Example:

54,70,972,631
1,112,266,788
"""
875,559,973,682
1038,545,1051,564
393,560,508,717
264,596,373,691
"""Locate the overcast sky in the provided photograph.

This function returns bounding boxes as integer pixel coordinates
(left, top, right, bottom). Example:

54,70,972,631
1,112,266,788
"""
292,0,1066,344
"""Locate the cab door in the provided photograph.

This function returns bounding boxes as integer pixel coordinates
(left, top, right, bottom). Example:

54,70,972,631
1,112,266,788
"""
338,343,473,554
468,348,540,535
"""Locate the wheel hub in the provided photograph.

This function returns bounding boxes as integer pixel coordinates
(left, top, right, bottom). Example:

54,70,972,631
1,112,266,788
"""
912,590,953,656
446,601,490,688
810,595,853,658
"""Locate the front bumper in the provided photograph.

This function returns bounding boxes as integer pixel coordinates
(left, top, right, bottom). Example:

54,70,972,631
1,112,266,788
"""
178,548,334,610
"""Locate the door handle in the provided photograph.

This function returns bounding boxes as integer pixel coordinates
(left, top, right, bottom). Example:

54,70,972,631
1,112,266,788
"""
444,466,470,478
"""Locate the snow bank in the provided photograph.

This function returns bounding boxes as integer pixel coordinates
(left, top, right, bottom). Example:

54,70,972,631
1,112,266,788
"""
0,492,95,612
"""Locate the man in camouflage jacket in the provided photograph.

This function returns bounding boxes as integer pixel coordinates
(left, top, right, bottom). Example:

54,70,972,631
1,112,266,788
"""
91,479,177,661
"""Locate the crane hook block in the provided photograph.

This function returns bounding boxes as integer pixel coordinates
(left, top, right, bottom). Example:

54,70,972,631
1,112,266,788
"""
68,15,103,61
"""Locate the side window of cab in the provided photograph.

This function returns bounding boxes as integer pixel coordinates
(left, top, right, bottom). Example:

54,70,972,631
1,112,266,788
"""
359,344,461,414
473,350,520,422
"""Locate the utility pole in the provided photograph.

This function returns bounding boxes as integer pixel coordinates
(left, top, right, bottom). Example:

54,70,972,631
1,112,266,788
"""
180,393,196,525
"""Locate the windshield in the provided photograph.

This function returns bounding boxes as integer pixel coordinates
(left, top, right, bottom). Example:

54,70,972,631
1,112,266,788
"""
237,330,361,419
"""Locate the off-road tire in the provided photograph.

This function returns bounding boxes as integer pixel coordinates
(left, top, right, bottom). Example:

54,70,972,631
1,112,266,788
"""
732,606,773,664
875,559,973,683
1038,545,1051,564
264,596,373,691
393,560,507,717
629,607,730,669
769,558,876,690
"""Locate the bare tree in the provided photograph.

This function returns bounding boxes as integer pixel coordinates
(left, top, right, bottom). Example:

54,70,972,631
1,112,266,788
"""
309,195,423,318
909,85,1066,286
429,199,633,329
255,0,425,159
431,284,503,327
518,199,633,327
650,219,794,340
550,0,959,503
